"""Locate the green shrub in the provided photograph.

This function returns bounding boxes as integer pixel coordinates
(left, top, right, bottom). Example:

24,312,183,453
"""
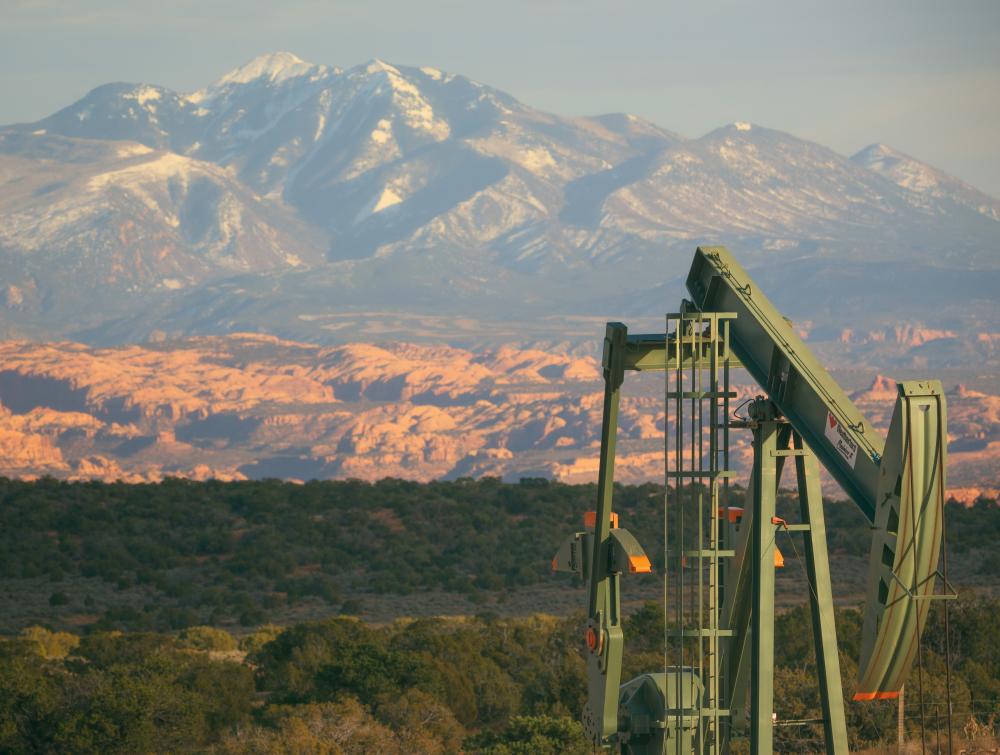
238,624,284,654
466,714,589,755
19,626,80,660
177,626,237,652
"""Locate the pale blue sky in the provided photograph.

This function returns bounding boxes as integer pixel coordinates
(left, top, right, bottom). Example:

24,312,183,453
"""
3,0,998,195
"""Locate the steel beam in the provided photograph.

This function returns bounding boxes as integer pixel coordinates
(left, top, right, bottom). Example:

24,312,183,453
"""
750,403,778,755
793,431,849,754
582,322,627,745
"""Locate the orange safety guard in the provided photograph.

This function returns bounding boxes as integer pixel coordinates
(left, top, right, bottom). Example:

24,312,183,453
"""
628,555,652,574
717,507,744,523
852,690,900,701
584,511,619,529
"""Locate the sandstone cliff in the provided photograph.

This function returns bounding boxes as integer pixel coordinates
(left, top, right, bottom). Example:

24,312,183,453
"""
0,338,995,500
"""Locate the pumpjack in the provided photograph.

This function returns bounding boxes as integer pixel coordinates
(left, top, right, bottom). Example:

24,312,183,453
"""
552,246,950,753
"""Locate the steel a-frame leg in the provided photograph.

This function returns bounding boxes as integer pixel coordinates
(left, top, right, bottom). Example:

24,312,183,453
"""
748,403,848,755
583,322,626,744
793,431,849,755
749,405,778,755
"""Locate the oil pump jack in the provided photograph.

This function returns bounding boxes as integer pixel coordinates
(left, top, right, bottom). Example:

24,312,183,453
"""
553,246,950,753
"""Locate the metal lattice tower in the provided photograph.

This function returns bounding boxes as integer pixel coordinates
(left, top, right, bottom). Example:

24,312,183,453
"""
664,309,736,754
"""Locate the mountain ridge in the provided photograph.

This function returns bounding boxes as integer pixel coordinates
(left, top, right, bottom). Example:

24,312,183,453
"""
1,52,997,345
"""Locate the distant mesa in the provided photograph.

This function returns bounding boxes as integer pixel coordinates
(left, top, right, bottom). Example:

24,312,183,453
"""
0,335,995,500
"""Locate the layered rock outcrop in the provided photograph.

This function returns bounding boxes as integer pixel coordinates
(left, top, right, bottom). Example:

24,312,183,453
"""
0,338,995,501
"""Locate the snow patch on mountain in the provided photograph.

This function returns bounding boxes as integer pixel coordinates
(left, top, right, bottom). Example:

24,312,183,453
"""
852,143,1000,221
517,147,557,173
88,151,203,193
1,52,998,344
116,143,153,158
211,51,322,88
356,186,404,221
853,144,941,192
353,60,450,141
125,86,162,107
370,119,393,145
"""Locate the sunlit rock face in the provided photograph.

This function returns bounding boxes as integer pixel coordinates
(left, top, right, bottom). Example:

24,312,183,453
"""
0,336,995,501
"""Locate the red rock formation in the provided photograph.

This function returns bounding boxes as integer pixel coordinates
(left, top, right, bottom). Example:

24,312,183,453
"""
0,336,995,498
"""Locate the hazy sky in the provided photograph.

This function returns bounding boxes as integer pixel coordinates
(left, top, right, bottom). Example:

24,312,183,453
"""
3,0,999,195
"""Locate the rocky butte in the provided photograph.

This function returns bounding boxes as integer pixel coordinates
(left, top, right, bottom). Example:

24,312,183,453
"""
0,335,995,503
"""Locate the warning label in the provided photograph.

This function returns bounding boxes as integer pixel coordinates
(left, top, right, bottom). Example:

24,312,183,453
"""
825,411,859,468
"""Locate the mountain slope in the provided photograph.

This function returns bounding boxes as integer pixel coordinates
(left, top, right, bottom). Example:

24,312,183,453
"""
1,53,997,343
852,143,1000,222
0,130,324,336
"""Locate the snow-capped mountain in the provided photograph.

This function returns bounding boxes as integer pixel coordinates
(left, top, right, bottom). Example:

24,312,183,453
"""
852,142,1000,222
1,53,997,344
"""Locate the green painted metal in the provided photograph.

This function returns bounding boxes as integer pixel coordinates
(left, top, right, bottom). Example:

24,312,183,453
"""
552,529,592,580
621,331,742,372
610,528,653,574
719,420,793,744
857,381,948,699
555,321,674,749
749,400,777,755
716,415,850,754
618,671,704,755
719,413,849,754
686,246,883,520
792,431,850,754
686,245,947,702
552,244,945,752
581,322,627,746
663,308,738,755
718,497,752,737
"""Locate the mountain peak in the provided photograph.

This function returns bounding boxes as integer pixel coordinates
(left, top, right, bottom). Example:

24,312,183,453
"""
362,58,402,76
852,143,906,164
855,142,893,155
213,52,320,87
851,142,942,192
702,122,763,139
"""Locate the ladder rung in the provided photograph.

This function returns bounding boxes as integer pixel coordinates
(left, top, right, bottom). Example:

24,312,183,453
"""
667,628,735,638
698,708,731,718
676,549,736,558
666,391,739,399
663,708,731,717
665,471,736,478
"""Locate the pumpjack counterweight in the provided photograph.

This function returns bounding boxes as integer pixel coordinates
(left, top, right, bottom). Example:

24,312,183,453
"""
552,245,950,753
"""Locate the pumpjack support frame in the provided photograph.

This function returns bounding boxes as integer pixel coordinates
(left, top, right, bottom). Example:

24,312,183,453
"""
741,399,849,755
552,245,950,754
